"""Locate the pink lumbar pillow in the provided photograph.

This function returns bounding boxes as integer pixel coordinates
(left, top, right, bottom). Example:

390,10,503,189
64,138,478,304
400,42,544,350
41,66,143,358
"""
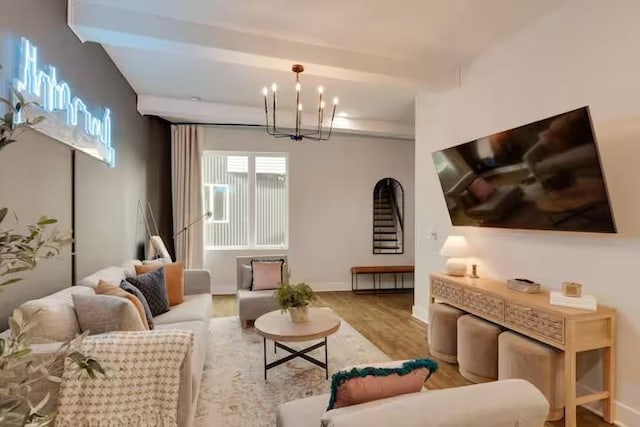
251,260,283,290
467,176,496,203
327,359,438,410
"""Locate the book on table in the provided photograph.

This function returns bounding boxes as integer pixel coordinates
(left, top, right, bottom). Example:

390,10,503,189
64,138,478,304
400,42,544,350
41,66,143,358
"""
549,291,597,311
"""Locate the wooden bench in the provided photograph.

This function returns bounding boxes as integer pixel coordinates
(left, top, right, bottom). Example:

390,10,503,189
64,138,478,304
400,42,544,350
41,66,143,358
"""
350,265,414,293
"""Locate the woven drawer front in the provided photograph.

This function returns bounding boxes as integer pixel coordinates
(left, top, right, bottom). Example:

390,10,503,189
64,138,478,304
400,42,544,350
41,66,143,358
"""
505,302,565,344
431,278,462,304
462,289,504,321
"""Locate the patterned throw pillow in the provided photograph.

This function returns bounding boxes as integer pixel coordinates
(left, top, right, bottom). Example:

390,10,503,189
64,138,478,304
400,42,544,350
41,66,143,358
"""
125,268,170,317
250,259,284,290
135,262,184,306
120,280,154,329
96,280,149,329
327,359,438,410
72,293,146,335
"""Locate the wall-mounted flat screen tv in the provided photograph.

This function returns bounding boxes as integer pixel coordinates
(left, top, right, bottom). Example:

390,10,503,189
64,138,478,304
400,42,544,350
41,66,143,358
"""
432,107,616,233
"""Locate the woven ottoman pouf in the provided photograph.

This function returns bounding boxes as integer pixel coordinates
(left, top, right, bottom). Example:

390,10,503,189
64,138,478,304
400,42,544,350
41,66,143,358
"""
457,314,501,383
428,303,466,363
499,331,565,421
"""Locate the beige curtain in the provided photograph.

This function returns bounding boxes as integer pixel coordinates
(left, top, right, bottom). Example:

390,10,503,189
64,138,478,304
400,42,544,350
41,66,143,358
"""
171,125,204,269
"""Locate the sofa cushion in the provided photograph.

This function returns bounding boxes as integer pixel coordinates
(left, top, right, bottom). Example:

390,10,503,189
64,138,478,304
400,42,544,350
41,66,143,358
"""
240,264,253,290
77,266,126,289
135,262,185,306
96,281,149,329
120,280,155,329
277,394,330,427
126,268,170,317
276,392,424,427
328,359,438,410
154,294,212,325
73,293,146,335
323,380,549,427
18,286,94,344
155,320,208,403
237,289,279,321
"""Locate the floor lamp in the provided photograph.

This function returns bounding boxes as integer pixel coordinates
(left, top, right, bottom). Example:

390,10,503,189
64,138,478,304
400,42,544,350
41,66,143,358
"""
173,211,212,263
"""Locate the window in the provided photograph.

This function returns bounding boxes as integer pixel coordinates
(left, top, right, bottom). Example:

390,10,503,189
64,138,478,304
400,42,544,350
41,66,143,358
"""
204,184,229,223
203,151,288,250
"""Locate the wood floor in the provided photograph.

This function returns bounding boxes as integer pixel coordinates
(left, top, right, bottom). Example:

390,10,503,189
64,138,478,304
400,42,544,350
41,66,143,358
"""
212,291,611,427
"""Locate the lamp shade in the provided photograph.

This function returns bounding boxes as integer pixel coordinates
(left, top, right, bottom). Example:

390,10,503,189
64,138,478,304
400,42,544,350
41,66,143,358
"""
439,235,471,258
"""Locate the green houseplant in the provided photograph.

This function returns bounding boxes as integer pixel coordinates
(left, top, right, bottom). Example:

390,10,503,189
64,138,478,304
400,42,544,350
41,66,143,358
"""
0,65,44,152
275,282,316,323
0,208,72,288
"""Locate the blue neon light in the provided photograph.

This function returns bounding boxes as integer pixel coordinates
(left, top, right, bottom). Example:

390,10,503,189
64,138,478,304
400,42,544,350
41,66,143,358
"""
13,38,114,166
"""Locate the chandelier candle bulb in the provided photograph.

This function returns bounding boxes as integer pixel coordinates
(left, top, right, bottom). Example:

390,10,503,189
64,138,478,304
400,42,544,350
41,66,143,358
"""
333,97,339,105
271,83,277,92
262,87,268,96
318,86,324,94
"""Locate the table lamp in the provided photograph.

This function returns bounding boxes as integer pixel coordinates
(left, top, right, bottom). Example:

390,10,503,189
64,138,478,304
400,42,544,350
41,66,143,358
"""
439,235,472,277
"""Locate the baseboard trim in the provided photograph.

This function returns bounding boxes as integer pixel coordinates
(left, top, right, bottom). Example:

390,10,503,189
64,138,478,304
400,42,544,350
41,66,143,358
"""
412,305,429,325
212,282,352,295
312,282,352,292
576,383,639,426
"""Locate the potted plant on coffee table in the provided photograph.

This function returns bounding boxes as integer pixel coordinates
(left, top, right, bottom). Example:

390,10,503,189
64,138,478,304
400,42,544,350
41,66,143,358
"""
275,282,316,323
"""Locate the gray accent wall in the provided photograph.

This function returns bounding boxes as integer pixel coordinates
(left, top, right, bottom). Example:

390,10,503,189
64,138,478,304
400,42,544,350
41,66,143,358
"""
0,0,172,327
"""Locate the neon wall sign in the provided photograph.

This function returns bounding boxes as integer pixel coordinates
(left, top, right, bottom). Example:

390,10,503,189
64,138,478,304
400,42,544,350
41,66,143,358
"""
12,38,115,167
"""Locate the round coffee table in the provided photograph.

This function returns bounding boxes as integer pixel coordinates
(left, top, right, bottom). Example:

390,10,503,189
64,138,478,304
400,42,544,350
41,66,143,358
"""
255,308,341,380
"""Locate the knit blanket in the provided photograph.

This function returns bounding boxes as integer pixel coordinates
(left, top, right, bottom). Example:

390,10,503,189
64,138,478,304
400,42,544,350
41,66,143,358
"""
55,330,194,427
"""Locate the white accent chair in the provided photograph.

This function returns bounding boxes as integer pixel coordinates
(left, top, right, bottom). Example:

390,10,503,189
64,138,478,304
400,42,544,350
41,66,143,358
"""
236,255,287,328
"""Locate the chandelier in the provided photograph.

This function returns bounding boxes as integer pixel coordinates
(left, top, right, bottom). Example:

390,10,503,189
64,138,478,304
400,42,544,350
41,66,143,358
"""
262,64,338,141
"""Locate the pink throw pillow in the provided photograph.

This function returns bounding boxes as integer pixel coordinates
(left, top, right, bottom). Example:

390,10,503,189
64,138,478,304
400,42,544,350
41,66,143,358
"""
467,177,496,203
327,359,438,410
251,261,283,290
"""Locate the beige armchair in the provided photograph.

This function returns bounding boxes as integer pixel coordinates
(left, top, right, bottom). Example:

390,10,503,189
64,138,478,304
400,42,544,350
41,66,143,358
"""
236,255,288,328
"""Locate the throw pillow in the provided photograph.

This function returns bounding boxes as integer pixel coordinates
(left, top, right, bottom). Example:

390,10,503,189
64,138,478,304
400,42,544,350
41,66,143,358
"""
467,177,496,203
240,264,253,290
126,268,170,317
327,359,438,410
120,280,154,329
96,280,149,330
251,259,284,290
135,262,184,306
72,293,146,335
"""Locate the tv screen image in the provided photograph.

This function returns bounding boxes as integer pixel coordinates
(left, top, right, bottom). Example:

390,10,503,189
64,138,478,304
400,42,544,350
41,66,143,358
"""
432,107,616,233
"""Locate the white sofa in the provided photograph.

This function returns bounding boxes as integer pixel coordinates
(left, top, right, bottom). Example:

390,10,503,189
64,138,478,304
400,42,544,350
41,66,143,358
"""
277,379,550,427
10,262,212,427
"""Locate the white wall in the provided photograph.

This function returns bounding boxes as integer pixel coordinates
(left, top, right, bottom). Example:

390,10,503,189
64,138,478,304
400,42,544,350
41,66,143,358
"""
415,1,640,424
203,127,414,294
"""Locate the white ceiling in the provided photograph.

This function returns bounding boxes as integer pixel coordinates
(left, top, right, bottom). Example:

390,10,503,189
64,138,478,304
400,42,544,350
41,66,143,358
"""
70,0,565,139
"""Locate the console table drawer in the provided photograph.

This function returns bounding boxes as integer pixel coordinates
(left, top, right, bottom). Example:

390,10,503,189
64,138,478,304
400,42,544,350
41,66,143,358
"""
462,289,504,321
505,302,565,344
431,278,462,304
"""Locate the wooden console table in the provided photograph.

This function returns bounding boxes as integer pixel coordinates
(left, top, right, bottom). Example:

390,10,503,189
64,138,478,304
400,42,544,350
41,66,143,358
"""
430,273,616,427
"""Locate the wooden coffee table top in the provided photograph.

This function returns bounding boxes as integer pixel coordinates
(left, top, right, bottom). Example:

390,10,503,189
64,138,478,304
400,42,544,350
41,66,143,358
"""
255,308,341,342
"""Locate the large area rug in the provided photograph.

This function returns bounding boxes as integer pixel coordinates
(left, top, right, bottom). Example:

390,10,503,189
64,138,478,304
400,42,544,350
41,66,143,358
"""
194,315,390,427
